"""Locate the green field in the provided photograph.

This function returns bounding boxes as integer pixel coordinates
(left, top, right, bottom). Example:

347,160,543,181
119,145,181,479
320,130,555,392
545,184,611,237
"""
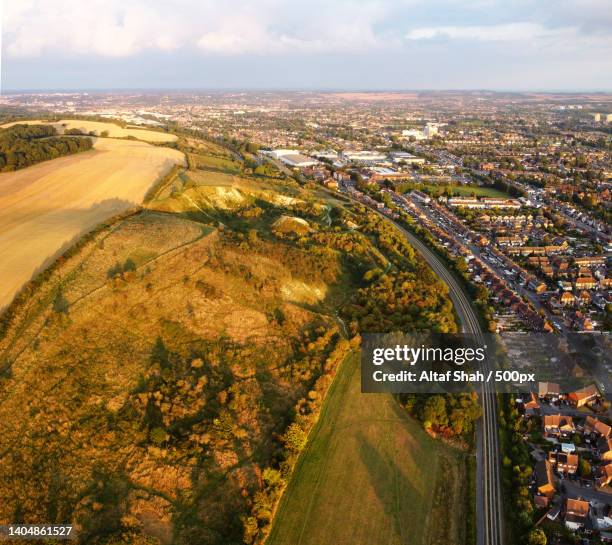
189,152,242,173
449,185,508,198
267,353,471,545
402,183,508,199
185,169,236,186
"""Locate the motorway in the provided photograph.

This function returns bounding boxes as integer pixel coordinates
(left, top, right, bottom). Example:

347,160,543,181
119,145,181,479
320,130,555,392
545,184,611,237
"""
387,218,504,545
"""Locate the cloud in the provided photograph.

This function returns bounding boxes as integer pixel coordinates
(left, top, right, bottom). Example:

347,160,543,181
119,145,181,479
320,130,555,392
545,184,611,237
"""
3,0,612,90
406,22,575,42
4,0,395,58
4,0,187,58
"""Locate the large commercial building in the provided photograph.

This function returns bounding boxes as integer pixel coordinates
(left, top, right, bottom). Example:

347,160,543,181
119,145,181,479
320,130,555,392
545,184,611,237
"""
265,149,320,168
401,123,440,141
340,150,387,164
390,151,426,165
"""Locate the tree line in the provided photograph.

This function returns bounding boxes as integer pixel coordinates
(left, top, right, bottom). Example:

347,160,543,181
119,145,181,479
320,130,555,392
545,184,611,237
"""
0,124,93,171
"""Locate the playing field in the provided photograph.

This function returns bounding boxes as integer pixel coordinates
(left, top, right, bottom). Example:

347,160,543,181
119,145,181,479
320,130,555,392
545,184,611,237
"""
267,353,470,545
1,119,178,143
450,185,508,198
411,184,509,198
0,138,185,308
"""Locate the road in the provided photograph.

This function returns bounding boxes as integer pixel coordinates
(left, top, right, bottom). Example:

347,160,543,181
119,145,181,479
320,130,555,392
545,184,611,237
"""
563,481,612,503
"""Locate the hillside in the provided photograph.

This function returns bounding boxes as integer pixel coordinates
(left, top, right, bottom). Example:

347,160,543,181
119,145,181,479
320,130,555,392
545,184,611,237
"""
0,135,458,545
0,209,351,545
0,137,185,309
1,119,178,143
266,354,473,545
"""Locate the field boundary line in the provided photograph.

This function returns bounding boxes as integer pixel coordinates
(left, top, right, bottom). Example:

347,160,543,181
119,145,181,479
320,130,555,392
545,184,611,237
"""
265,351,356,545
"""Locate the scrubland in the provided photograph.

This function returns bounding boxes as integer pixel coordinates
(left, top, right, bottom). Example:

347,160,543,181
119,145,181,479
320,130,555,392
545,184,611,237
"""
0,134,465,545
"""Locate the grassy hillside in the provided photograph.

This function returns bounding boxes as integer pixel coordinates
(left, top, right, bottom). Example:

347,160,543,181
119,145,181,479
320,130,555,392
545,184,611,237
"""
266,353,474,545
0,137,462,545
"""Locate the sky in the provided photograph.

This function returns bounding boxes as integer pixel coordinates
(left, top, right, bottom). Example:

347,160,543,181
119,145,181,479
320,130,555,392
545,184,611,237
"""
2,0,612,91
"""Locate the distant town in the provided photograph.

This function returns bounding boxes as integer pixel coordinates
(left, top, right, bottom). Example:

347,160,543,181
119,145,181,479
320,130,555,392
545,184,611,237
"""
1,88,611,544
2,90,610,336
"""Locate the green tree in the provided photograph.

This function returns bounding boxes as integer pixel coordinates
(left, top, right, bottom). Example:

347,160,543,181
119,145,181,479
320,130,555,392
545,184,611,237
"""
282,423,307,452
579,458,591,477
527,528,547,545
151,337,170,370
107,262,122,278
123,257,136,273
150,427,168,445
52,291,69,314
422,395,448,428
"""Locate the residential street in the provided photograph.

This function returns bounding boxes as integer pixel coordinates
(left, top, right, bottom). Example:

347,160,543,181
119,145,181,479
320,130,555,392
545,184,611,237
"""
563,481,612,503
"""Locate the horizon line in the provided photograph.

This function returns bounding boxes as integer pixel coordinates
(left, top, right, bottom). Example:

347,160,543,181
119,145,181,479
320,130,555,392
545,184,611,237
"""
2,87,612,95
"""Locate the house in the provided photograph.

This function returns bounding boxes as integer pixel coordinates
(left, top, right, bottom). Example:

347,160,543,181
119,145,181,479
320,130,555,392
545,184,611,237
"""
599,437,612,461
575,255,606,267
600,277,612,289
411,190,431,204
534,459,556,497
538,381,561,399
574,276,598,290
559,291,575,306
568,384,600,407
544,414,575,437
548,451,579,474
524,392,540,414
595,463,612,487
570,310,594,331
564,498,590,530
323,178,339,190
593,503,612,533
534,494,550,509
584,416,612,439
333,171,351,182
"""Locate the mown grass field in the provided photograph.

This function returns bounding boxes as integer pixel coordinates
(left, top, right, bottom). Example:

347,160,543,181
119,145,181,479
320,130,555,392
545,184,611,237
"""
267,353,471,545
450,185,508,198
413,183,508,198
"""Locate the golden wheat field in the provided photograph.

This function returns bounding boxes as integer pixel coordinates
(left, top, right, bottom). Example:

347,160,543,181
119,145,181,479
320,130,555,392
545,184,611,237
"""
1,119,178,143
0,138,185,308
